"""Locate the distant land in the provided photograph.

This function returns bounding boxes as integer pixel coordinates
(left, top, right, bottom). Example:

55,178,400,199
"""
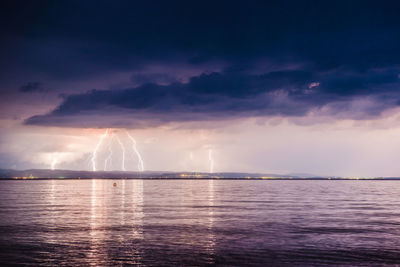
0,169,399,180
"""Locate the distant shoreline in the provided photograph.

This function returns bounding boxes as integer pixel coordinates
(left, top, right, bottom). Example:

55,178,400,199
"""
1,169,399,180
2,177,400,180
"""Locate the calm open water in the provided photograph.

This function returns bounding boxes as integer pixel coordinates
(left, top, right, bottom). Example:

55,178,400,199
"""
1,180,400,266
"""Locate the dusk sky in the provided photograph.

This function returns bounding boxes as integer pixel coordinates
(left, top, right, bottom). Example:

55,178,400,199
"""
1,0,400,176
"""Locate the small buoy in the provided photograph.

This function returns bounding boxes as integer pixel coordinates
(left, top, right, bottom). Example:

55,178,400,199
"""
113,182,117,187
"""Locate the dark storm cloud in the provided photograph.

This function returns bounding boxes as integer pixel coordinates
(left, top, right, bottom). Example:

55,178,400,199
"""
1,0,400,126
25,68,400,127
2,0,400,76
130,73,178,86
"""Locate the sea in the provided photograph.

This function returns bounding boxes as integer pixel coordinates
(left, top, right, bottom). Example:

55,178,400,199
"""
1,179,400,266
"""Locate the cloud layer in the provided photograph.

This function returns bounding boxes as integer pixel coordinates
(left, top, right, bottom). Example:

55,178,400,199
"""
0,0,399,127
25,67,400,127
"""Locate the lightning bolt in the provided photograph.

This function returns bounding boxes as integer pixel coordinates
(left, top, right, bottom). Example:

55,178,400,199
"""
115,135,126,171
91,129,109,171
126,130,144,172
51,156,58,170
208,149,214,173
104,134,114,171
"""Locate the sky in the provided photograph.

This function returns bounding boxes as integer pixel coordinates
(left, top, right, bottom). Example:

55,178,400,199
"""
1,0,400,177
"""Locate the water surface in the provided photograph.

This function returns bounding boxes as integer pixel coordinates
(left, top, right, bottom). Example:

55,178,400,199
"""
1,180,400,266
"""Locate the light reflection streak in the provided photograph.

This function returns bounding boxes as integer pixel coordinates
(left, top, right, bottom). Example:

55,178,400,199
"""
89,179,97,265
206,180,216,263
50,179,55,202
131,179,144,240
130,179,144,264
47,179,56,245
110,179,128,265
89,180,107,266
